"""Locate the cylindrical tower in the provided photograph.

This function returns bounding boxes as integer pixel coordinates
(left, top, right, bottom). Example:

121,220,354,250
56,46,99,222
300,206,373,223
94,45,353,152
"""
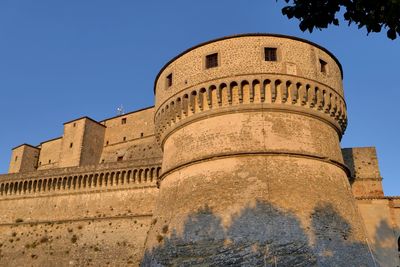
143,34,374,266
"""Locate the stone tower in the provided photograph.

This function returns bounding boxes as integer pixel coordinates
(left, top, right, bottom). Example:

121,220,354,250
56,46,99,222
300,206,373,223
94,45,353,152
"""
143,34,375,265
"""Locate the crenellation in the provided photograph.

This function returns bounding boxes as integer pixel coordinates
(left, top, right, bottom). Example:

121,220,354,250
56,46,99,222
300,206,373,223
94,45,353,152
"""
155,76,347,149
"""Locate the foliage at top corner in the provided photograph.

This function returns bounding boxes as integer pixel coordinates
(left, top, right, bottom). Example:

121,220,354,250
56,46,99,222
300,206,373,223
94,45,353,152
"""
278,0,400,40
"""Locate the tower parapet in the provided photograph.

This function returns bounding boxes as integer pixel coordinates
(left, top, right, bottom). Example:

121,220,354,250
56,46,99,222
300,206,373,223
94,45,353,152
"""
154,34,347,174
144,34,374,266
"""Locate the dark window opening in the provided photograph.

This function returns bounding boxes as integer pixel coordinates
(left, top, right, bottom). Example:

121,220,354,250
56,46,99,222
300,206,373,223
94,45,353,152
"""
101,159,105,163
106,141,109,145
166,73,173,87
205,53,218,69
15,156,18,162
69,142,73,148
117,156,123,162
123,137,126,141
48,160,51,164
39,162,42,166
140,132,144,138
73,123,76,127
121,118,127,124
398,236,400,252
320,59,327,73
264,48,277,61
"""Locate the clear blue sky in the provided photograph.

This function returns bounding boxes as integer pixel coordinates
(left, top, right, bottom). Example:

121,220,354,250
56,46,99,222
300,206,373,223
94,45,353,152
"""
0,1,398,195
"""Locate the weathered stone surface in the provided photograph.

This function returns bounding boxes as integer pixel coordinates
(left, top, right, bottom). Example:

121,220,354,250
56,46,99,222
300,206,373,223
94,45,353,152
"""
1,34,399,266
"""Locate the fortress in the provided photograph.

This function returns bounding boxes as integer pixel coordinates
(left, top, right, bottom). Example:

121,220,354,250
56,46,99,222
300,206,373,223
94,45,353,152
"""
0,34,399,266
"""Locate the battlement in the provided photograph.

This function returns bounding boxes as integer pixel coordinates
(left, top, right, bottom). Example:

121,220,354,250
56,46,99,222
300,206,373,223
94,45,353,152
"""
155,75,347,145
0,159,162,199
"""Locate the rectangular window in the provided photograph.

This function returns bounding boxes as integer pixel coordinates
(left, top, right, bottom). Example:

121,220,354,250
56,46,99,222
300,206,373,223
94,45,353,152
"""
166,73,173,87
106,141,109,145
69,143,73,148
140,132,144,138
117,156,123,162
15,156,18,162
319,59,327,73
121,118,127,124
123,137,126,141
264,48,277,61
205,53,218,69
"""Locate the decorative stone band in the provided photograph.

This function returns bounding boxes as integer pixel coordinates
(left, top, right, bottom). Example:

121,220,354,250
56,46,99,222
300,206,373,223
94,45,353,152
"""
0,165,162,199
156,151,351,187
155,74,347,145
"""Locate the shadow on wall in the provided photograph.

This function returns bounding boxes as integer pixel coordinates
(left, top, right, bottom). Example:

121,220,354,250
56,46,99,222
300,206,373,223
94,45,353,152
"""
373,219,400,267
141,201,382,267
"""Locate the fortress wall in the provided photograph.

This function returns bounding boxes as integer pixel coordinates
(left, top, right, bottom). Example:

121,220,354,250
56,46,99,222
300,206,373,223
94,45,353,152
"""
342,147,384,197
356,198,400,267
0,187,158,266
38,138,62,170
7,107,162,173
80,119,105,166
100,107,162,163
102,107,155,146
0,160,162,266
162,111,344,173
100,136,162,163
58,118,87,168
145,35,377,266
9,145,40,174
0,215,151,266
8,146,25,173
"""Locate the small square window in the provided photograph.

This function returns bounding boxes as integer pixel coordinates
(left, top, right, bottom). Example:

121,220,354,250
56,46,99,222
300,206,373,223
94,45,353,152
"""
205,53,218,69
121,118,127,124
101,159,105,163
69,142,73,148
264,48,277,61
319,59,327,73
117,156,123,162
166,73,173,87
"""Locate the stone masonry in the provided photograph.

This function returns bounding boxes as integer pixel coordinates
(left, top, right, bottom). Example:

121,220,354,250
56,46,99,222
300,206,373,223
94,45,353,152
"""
0,34,399,267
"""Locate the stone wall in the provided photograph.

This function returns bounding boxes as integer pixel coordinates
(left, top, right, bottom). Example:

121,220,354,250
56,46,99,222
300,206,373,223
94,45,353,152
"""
0,159,162,266
356,197,400,267
342,147,384,197
9,145,40,174
145,34,375,266
38,138,62,170
2,34,399,266
9,107,160,173
80,119,105,166
100,107,162,163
